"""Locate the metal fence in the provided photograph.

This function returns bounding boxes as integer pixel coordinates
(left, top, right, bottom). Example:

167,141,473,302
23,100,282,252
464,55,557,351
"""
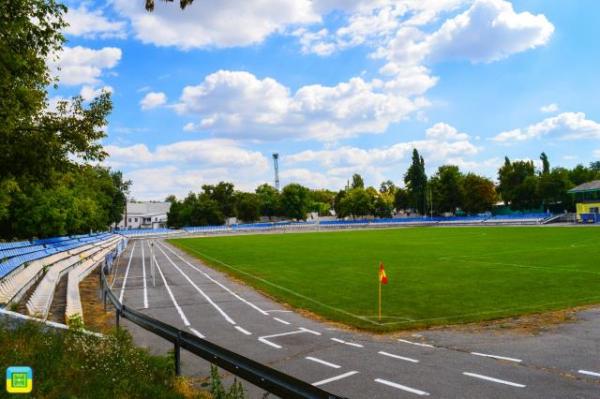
100,255,343,399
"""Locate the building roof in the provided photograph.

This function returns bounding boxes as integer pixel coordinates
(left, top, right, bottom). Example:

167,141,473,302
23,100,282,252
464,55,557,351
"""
127,201,171,216
568,180,600,193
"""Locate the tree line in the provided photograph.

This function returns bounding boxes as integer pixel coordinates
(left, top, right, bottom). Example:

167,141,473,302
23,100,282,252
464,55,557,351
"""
167,149,600,227
0,1,129,240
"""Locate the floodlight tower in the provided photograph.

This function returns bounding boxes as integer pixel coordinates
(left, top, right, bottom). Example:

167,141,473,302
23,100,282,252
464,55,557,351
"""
272,153,280,191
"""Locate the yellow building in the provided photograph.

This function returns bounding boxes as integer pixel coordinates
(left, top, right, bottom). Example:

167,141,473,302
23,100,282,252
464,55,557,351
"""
568,180,600,223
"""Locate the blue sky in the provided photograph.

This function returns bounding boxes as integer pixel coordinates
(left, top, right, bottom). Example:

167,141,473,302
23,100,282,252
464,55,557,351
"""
51,0,600,200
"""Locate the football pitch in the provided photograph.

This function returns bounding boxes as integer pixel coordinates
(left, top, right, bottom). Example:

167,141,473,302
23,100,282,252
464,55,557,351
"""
168,227,600,332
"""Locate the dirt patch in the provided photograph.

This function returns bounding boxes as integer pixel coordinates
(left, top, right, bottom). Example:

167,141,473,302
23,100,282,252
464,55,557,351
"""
80,268,115,334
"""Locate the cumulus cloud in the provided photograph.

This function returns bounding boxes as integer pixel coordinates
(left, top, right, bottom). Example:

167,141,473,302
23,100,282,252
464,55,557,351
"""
105,139,270,199
48,46,122,86
283,122,482,187
113,0,320,49
540,103,559,113
140,92,167,110
174,70,426,141
493,112,600,142
80,85,114,101
64,4,126,39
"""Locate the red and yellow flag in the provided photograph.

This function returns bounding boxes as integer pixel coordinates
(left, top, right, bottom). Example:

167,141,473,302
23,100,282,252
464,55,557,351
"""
379,262,388,285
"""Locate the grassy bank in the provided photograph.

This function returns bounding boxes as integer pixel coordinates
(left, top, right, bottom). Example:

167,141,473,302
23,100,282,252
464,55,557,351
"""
0,321,206,399
169,227,600,332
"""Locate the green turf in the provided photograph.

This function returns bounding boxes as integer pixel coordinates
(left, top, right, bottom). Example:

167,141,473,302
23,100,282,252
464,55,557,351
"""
168,227,600,332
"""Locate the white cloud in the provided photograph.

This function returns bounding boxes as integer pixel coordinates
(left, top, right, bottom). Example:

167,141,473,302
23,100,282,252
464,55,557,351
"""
80,85,113,101
594,149,600,158
493,112,600,142
540,103,559,113
175,70,425,141
49,46,122,86
140,92,167,110
425,0,554,63
105,139,270,200
113,0,320,49
64,4,126,39
283,122,481,187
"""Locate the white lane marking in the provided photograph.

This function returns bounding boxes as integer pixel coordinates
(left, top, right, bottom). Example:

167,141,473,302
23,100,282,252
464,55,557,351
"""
265,310,293,313
153,254,191,327
156,245,236,325
463,372,526,388
258,329,310,349
378,351,419,363
299,327,321,335
305,356,341,369
330,337,363,348
471,352,522,363
160,243,268,315
578,370,600,377
189,327,205,338
142,241,148,309
235,326,252,336
398,339,434,348
119,241,136,302
375,378,430,396
273,317,290,325
312,371,359,387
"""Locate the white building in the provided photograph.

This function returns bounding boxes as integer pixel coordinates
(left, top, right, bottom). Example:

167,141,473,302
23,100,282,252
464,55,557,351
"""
117,202,171,230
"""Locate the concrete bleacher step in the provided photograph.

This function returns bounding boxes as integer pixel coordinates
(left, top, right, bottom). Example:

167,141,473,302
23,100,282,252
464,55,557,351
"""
0,243,98,305
25,236,120,319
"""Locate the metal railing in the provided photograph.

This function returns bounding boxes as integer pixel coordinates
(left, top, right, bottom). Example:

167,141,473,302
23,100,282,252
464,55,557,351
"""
100,262,343,399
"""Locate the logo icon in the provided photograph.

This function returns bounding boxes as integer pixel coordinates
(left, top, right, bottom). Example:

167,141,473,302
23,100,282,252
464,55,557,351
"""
6,367,32,394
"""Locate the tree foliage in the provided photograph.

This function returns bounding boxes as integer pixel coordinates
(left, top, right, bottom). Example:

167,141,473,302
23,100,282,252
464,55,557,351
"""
281,184,311,220
0,0,128,239
404,149,428,214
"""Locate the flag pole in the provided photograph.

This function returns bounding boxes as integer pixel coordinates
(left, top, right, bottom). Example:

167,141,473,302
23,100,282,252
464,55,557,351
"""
378,267,382,321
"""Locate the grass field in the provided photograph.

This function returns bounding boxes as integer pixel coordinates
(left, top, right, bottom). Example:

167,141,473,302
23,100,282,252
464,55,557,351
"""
169,227,600,332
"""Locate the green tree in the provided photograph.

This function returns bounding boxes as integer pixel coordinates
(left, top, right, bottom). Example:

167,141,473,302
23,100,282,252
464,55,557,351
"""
540,152,550,175
235,192,260,223
333,190,349,218
281,184,310,220
537,168,574,212
308,189,335,216
344,188,374,218
202,182,236,218
462,174,497,214
351,174,365,189
429,165,464,214
404,149,428,214
255,183,281,219
394,188,409,211
497,158,538,210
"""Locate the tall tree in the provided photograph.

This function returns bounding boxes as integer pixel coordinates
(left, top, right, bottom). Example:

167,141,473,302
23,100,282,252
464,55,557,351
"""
351,174,365,189
235,192,260,223
255,183,281,219
540,152,550,175
394,188,409,212
280,184,310,220
202,182,236,218
462,174,497,214
429,165,464,214
404,149,428,214
497,158,538,210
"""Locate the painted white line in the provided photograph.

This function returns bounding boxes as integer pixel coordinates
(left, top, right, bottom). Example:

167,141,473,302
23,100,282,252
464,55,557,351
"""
156,245,236,325
235,326,252,336
141,241,148,309
463,372,526,388
578,370,600,377
119,241,136,303
375,378,430,396
258,329,310,349
154,255,191,327
398,339,434,348
330,337,363,348
378,351,419,363
160,243,268,315
273,317,290,325
345,342,364,348
305,356,341,369
299,327,321,335
312,371,358,387
471,352,522,363
189,327,205,338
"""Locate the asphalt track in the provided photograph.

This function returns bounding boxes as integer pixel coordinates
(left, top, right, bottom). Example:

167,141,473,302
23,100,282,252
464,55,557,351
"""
111,239,600,398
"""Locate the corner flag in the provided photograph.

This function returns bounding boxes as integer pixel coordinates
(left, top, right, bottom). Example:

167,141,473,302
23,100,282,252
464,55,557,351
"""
379,262,388,285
